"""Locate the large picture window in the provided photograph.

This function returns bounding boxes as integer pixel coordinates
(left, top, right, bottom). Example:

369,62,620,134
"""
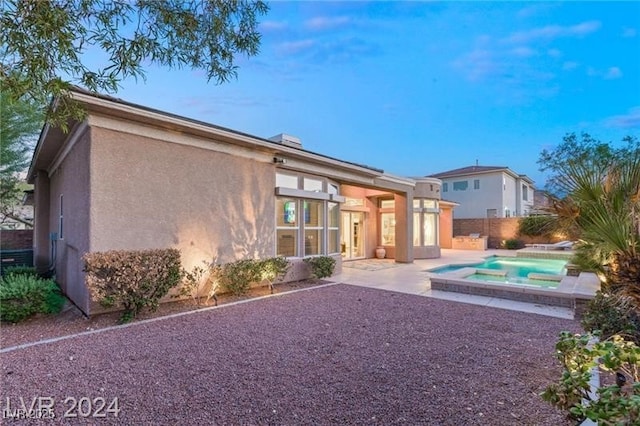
453,181,468,191
413,199,438,247
381,213,395,245
327,202,340,254
275,173,341,257
276,198,298,257
304,200,324,256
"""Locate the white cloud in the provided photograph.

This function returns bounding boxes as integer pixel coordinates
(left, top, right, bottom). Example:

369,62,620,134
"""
275,39,316,56
517,4,547,18
259,20,288,33
562,61,579,71
452,48,498,81
510,46,536,58
622,27,637,38
605,107,640,128
547,49,562,58
304,16,351,31
605,67,623,79
587,66,623,79
503,20,601,44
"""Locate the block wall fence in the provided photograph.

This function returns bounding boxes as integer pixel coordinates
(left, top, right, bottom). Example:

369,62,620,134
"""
0,229,34,250
453,218,556,249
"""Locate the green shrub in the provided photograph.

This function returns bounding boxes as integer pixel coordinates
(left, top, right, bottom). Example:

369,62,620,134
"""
518,215,556,237
174,263,209,305
3,265,38,278
303,256,336,280
0,275,65,323
84,248,182,323
542,331,640,424
503,239,524,250
581,291,640,344
175,257,291,302
258,256,290,293
218,258,262,296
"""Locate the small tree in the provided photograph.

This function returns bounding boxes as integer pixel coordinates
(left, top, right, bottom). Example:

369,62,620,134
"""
1,0,268,127
0,89,43,227
517,215,557,238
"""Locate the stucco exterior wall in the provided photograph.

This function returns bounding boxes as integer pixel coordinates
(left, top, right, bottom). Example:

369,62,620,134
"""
48,127,92,312
413,179,441,199
89,126,276,270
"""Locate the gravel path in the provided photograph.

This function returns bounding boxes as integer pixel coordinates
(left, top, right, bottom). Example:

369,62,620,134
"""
0,284,579,425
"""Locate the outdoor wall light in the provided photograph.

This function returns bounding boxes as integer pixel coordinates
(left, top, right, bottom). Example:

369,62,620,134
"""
273,157,287,164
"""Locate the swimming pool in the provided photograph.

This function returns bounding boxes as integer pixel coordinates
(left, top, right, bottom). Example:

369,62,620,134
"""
428,256,567,288
428,255,599,312
429,256,567,276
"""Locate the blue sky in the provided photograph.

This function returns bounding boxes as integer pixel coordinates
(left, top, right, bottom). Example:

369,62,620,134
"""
113,1,640,188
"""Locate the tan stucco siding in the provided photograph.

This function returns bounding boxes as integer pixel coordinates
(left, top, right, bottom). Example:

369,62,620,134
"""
88,126,276,270
48,126,92,312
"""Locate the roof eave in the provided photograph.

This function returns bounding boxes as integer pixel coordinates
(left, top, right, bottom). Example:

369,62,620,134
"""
71,90,384,178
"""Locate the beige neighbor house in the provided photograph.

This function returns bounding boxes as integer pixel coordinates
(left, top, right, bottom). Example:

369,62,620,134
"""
28,89,453,315
429,165,535,219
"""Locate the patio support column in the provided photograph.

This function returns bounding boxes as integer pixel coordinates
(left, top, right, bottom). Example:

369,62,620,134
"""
394,191,414,263
33,170,51,274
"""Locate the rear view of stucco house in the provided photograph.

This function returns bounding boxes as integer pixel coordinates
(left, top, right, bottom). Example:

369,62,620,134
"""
28,89,453,315
429,165,535,219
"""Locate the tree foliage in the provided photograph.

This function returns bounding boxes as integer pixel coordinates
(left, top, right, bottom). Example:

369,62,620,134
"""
540,133,640,306
1,0,268,127
0,89,43,227
538,132,639,197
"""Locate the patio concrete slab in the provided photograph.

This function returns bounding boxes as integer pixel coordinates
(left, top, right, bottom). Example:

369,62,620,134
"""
334,249,575,319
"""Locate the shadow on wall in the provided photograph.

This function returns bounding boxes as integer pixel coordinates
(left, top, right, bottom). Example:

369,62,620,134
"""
172,161,275,271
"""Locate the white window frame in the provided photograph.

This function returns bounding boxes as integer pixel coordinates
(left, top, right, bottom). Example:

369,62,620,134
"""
275,172,342,258
412,199,439,247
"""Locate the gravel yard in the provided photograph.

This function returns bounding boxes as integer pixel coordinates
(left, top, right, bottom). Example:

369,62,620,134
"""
0,283,580,425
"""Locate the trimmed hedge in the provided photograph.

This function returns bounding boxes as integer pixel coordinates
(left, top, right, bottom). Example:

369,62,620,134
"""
84,248,182,322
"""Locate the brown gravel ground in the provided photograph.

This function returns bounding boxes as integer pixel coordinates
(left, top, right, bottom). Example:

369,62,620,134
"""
0,283,580,425
0,280,328,349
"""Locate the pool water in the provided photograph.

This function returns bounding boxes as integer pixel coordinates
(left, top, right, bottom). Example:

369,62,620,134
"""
428,256,567,286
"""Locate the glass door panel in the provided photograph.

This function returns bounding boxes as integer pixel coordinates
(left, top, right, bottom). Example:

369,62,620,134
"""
341,212,365,260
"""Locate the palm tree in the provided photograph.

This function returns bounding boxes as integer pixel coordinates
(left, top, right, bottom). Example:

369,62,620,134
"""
552,149,640,305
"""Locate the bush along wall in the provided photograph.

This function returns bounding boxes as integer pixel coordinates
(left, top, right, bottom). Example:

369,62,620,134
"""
0,272,65,323
303,255,336,280
84,248,182,323
213,256,291,297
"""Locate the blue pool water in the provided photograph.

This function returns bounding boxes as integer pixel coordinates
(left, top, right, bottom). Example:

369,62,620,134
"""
429,256,567,277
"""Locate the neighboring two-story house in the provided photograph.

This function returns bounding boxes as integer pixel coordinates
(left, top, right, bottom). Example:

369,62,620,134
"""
429,165,535,219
